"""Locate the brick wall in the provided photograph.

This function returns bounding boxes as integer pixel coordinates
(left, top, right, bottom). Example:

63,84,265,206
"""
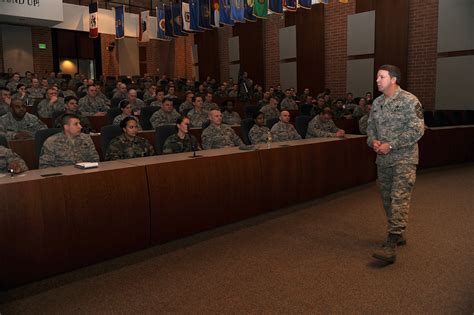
31,27,54,77
323,1,355,99
263,14,285,90
406,0,438,111
100,34,119,77
217,27,232,82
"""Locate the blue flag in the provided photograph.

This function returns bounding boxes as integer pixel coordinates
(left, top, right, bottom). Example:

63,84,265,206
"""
297,0,311,9
269,0,283,14
164,4,175,37
231,0,245,22
244,0,256,22
284,0,297,11
219,0,234,25
114,5,125,39
157,6,171,41
172,2,187,36
189,0,202,31
199,0,212,29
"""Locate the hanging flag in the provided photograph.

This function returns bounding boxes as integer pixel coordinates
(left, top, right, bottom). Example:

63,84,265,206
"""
219,0,234,25
172,2,187,36
164,4,176,37
199,0,213,29
284,0,297,12
138,10,150,42
189,0,202,31
253,0,268,18
210,0,220,27
231,0,245,22
114,5,125,39
89,2,99,38
320,0,329,4
244,0,256,21
182,2,192,32
269,0,283,14
297,0,311,9
157,5,171,40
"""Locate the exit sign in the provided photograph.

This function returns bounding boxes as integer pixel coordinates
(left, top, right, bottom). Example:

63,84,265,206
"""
38,43,46,49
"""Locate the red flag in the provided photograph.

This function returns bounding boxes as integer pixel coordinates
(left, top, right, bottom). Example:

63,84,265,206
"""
89,2,99,38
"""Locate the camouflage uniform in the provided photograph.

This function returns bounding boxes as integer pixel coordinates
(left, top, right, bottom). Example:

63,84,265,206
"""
260,105,280,122
54,110,94,134
129,99,146,112
222,111,241,126
12,94,34,106
143,91,156,102
201,123,243,149
105,134,154,161
112,91,127,99
0,101,9,117
162,133,200,154
6,81,19,93
352,105,367,119
0,145,28,173
150,100,162,108
59,89,77,98
203,101,219,111
27,87,45,99
367,87,424,235
358,113,369,135
20,78,32,87
150,109,181,128
332,106,351,119
78,96,110,115
39,132,99,168
280,97,298,110
37,98,65,118
310,105,325,117
248,124,270,145
257,99,269,110
306,115,339,138
270,121,302,142
112,114,142,130
0,112,47,140
179,101,194,114
187,108,208,128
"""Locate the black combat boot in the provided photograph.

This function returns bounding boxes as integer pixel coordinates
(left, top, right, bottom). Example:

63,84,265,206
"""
383,234,407,246
372,233,400,263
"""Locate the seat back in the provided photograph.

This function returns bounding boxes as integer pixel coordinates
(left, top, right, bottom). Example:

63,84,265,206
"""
110,97,125,108
140,106,160,130
244,105,258,118
240,118,254,145
266,117,280,129
295,115,312,139
107,107,122,125
100,125,122,158
0,134,8,148
155,125,178,155
35,128,62,159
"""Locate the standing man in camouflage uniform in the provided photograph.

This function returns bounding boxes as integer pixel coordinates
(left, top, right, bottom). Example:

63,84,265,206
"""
368,64,425,263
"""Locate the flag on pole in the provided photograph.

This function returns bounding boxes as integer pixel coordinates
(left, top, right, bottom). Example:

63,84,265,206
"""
172,2,187,36
138,10,150,42
219,0,234,25
244,0,256,21
284,0,297,12
182,2,192,32
89,2,99,38
114,5,125,39
164,4,176,37
190,0,203,31
210,0,220,27
231,0,245,22
199,0,212,29
253,0,268,18
157,5,171,40
297,0,311,9
269,0,283,14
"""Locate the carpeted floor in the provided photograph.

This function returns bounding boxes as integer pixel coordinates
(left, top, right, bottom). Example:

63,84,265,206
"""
1,164,473,314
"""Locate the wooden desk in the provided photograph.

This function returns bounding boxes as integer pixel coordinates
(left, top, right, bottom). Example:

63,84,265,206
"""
0,161,150,289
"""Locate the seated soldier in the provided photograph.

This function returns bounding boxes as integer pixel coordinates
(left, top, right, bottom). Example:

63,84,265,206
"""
37,88,65,118
280,89,298,110
105,116,154,161
201,109,243,149
188,95,208,128
27,78,45,100
270,110,301,142
150,98,181,128
163,116,200,154
306,107,346,138
94,82,111,105
12,84,33,106
331,98,351,119
78,84,109,116
165,86,179,99
310,96,326,117
58,81,77,99
112,100,141,129
6,72,20,93
257,91,271,110
203,92,219,111
54,96,94,133
358,103,372,135
112,82,128,99
126,89,145,113
0,145,28,174
228,84,239,98
39,114,99,168
221,100,242,126
248,111,270,145
179,92,194,115
150,91,165,107
0,99,47,140
260,96,280,123
0,87,11,116
143,84,157,102
352,97,367,119
214,84,228,97
298,87,311,102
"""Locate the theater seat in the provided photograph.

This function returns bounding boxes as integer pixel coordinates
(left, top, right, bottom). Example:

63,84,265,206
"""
107,107,122,125
140,106,160,130
240,118,254,145
0,135,8,148
245,105,258,118
100,125,122,159
266,117,280,129
35,128,62,159
295,115,312,139
110,97,125,108
155,125,177,155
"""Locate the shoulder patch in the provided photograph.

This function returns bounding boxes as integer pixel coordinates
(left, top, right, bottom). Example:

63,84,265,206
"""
415,103,423,119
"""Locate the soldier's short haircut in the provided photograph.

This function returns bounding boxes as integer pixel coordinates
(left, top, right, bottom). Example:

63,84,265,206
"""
176,115,188,126
192,95,203,103
64,95,78,103
119,99,130,109
61,113,80,127
253,111,264,120
379,64,401,85
0,87,10,93
120,116,138,129
11,99,25,107
269,96,279,102
321,107,332,116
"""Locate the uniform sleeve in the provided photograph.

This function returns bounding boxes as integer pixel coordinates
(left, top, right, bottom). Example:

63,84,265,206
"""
1,147,28,173
271,125,285,142
390,101,425,150
201,130,212,150
290,126,302,140
146,140,155,156
33,117,48,133
39,138,57,169
366,110,377,148
105,138,121,161
162,137,174,154
150,112,160,129
358,116,368,135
